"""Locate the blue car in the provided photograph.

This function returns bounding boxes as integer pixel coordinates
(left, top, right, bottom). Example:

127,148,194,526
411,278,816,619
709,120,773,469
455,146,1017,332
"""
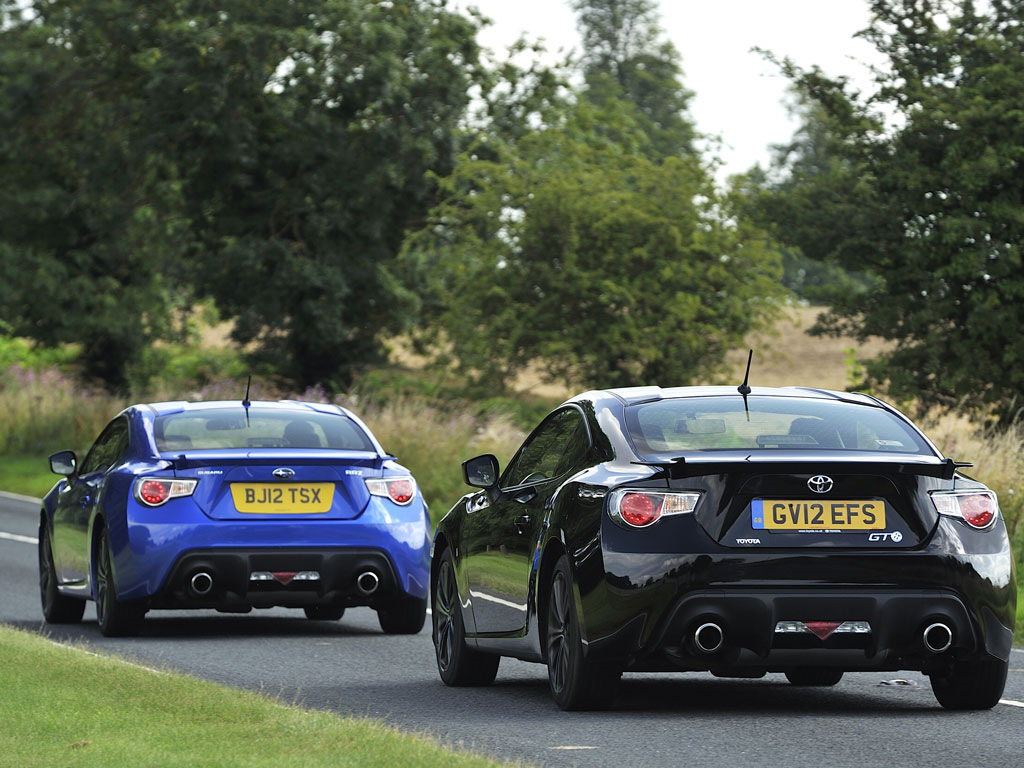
38,400,431,636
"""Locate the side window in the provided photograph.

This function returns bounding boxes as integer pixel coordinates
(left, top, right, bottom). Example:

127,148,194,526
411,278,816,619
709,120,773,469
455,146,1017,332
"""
554,421,591,477
79,418,130,475
502,409,587,488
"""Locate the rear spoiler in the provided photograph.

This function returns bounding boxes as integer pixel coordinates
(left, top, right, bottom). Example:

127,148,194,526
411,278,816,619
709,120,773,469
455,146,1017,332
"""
167,451,386,471
634,456,972,481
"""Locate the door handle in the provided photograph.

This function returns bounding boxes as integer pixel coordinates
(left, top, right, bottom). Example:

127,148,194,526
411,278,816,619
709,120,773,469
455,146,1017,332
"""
514,515,531,534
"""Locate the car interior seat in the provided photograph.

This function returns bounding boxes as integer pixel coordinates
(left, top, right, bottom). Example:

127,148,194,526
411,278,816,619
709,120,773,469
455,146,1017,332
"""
787,417,843,449
283,420,322,448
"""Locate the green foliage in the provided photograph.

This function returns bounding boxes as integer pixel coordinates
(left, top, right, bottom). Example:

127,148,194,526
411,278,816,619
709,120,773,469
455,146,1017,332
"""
0,0,486,392
405,99,786,392
571,0,696,159
747,0,1024,416
0,335,77,372
126,343,248,396
0,1,193,391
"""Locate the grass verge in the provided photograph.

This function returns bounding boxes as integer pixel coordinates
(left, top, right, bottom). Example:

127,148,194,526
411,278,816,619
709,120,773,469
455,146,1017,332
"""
0,453,56,499
0,625,510,768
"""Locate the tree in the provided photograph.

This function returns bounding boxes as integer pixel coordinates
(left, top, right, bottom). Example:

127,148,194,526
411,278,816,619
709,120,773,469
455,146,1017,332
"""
0,0,486,390
403,98,785,392
571,0,696,159
746,0,1024,414
0,0,192,389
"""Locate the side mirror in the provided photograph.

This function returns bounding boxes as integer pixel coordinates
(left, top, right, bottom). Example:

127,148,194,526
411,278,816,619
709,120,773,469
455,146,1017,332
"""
462,454,500,489
49,450,77,477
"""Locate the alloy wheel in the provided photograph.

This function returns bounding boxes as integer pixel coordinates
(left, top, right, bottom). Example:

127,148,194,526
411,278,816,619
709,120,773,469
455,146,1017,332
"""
434,559,458,672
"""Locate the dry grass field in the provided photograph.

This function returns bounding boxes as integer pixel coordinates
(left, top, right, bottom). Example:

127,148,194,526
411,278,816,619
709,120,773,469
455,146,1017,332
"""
722,305,891,391
507,304,891,398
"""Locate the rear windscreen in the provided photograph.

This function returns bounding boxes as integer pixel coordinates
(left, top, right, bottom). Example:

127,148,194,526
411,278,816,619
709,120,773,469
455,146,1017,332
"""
624,396,934,457
154,408,375,452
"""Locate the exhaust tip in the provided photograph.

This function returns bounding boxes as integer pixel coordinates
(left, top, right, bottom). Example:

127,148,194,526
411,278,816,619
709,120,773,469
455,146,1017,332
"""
356,571,380,596
923,622,953,653
190,571,213,597
694,622,724,654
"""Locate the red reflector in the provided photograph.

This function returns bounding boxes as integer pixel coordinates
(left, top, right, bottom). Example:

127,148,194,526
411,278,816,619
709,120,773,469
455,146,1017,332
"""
272,572,298,586
620,492,661,527
961,494,994,528
388,478,414,504
804,621,843,640
139,480,169,505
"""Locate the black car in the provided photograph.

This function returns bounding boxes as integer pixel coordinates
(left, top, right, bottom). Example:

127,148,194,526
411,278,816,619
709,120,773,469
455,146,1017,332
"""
430,386,1015,710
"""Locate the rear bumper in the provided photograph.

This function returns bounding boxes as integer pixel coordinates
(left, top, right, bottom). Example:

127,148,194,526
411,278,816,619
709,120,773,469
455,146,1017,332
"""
113,496,431,603
148,547,407,610
593,588,1013,673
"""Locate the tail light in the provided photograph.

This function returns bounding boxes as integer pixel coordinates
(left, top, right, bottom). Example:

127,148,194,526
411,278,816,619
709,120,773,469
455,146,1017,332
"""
608,489,701,528
365,477,416,505
930,490,999,529
134,477,198,507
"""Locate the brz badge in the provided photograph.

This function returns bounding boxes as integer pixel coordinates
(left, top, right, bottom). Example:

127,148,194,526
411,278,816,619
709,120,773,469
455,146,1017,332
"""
272,467,296,480
807,475,834,494
736,538,761,544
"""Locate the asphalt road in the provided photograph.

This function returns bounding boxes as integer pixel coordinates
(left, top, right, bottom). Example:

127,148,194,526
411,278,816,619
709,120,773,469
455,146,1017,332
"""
3,491,1024,767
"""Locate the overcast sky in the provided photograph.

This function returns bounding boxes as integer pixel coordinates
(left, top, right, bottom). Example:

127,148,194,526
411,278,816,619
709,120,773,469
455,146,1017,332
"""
460,0,885,179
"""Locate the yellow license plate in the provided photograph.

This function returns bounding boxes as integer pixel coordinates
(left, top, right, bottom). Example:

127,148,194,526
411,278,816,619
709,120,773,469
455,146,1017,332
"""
231,483,334,514
752,499,885,530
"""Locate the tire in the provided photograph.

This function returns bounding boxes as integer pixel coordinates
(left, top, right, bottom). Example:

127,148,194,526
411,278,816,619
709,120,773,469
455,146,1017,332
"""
38,523,85,624
94,527,146,637
930,657,1008,710
785,668,844,686
432,550,499,685
304,605,345,621
546,555,621,710
378,594,427,635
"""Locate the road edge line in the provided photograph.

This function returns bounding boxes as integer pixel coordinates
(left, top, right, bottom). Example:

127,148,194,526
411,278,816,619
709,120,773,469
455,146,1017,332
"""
0,489,43,504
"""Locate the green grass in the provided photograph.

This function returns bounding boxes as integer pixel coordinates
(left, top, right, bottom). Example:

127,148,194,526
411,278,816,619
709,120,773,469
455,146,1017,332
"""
0,625,511,768
0,453,57,499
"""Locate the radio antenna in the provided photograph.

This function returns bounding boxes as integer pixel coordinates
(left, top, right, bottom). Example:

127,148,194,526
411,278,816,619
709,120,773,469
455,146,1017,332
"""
737,349,753,420
242,375,253,427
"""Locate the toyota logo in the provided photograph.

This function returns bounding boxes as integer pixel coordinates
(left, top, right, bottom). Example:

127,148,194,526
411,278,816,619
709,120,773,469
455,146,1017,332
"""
807,475,833,494
272,467,296,480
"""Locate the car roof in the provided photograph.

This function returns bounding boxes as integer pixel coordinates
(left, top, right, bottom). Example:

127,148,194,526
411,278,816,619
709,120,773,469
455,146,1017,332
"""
136,400,351,418
572,386,884,408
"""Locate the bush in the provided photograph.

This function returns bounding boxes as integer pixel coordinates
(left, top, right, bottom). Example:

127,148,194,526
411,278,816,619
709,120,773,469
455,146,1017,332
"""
347,396,524,525
0,365,122,455
920,410,1024,540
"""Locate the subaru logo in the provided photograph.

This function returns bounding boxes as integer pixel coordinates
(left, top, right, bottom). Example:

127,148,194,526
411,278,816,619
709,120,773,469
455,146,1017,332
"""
272,468,296,480
807,475,833,494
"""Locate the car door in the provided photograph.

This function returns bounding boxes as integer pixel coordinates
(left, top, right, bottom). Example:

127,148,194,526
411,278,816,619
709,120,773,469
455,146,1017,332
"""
464,407,590,635
52,417,130,585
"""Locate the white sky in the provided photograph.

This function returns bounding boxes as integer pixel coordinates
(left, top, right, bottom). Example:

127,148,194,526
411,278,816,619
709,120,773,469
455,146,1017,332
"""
461,0,885,179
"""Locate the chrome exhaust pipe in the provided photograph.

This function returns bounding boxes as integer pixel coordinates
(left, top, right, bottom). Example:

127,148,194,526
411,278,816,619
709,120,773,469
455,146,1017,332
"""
190,571,213,596
356,571,380,596
694,622,724,654
923,622,953,653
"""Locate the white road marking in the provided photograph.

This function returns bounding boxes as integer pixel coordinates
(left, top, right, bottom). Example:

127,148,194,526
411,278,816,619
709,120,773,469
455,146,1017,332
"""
550,746,599,751
469,589,528,612
44,638,167,675
0,531,37,545
0,489,43,504
1000,699,1024,708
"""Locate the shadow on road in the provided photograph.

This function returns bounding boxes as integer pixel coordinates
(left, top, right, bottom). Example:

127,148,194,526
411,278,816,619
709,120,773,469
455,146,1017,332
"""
4,612,401,642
